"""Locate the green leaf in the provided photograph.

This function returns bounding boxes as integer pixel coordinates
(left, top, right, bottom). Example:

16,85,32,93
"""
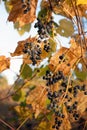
46,112,53,121
20,100,26,107
45,98,50,105
14,22,31,35
12,90,26,102
56,19,74,37
29,85,36,91
49,38,57,52
38,65,49,77
20,64,32,79
77,0,87,5
19,90,26,102
38,8,48,20
75,70,87,81
12,91,22,101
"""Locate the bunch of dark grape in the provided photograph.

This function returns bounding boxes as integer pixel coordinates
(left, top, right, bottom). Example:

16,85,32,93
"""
23,42,42,65
43,41,51,52
34,18,54,41
43,70,87,129
43,70,65,86
21,0,31,14
34,17,54,53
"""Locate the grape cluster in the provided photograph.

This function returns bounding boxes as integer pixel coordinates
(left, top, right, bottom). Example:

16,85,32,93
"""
34,18,54,41
21,0,31,14
44,42,51,52
43,70,65,86
23,42,42,65
43,70,87,129
68,84,87,97
34,17,54,53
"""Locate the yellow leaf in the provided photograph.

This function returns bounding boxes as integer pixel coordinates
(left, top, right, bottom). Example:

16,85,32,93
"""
0,56,10,73
26,79,47,118
49,39,83,75
8,0,38,27
77,0,87,5
10,36,36,57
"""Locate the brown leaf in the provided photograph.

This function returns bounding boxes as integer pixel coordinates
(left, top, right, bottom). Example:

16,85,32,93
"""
8,0,38,27
0,56,10,72
26,78,47,118
10,41,24,57
49,39,82,75
60,105,71,130
63,1,87,18
11,36,50,64
41,0,87,19
10,36,36,57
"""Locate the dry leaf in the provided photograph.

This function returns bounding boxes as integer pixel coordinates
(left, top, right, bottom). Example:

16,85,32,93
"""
77,0,87,5
11,36,50,64
10,36,36,57
8,0,38,27
11,36,39,64
26,78,47,118
0,56,10,72
41,0,87,19
49,39,83,75
60,106,71,130
62,1,87,18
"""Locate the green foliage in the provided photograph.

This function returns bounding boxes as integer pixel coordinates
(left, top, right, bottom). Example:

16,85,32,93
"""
46,112,53,121
49,38,57,52
29,85,36,91
20,64,32,79
20,100,26,107
38,65,49,77
14,22,31,35
45,98,50,106
38,8,48,20
56,19,74,37
12,90,26,102
75,70,87,81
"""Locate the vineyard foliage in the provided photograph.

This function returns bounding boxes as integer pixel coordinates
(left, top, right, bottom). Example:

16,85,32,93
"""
0,0,87,130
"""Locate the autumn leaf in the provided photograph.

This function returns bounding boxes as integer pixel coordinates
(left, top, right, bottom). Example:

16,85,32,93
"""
45,0,87,19
64,1,87,18
49,39,83,75
11,36,53,65
77,0,87,5
20,63,32,79
26,78,47,118
10,36,36,57
8,0,38,27
0,56,10,73
61,106,71,130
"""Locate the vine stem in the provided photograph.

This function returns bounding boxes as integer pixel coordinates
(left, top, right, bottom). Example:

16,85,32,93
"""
83,121,87,130
61,56,82,104
70,0,85,56
0,118,15,130
0,68,38,102
48,0,53,11
16,116,29,130
75,2,87,49
61,5,77,26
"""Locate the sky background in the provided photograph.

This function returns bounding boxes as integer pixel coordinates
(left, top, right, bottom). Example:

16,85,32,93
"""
0,1,29,84
0,1,70,84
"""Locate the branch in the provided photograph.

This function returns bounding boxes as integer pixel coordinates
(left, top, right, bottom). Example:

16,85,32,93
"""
48,0,53,11
0,118,15,130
